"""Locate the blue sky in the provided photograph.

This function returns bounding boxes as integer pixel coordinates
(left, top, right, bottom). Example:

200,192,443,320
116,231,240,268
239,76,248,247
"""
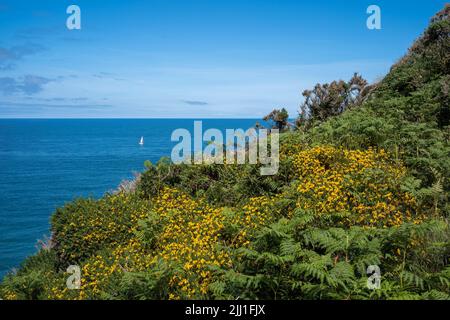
0,0,447,118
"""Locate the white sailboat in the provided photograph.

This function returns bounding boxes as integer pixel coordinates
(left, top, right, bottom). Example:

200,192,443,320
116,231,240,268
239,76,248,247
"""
139,136,144,145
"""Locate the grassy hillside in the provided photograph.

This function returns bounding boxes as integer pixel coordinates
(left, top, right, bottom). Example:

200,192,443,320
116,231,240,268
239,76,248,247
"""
1,5,449,300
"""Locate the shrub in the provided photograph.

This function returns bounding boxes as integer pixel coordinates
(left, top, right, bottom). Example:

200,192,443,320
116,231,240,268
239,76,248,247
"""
51,192,152,265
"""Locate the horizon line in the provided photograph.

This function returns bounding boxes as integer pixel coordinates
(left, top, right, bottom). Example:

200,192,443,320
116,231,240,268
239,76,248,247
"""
0,117,283,120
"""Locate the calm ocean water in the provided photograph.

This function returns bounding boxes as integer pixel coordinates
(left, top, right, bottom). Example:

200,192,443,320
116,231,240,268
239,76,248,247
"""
0,119,261,278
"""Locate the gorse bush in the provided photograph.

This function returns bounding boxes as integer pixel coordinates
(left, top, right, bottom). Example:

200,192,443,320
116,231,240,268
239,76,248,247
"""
51,193,152,265
292,146,420,227
1,5,449,300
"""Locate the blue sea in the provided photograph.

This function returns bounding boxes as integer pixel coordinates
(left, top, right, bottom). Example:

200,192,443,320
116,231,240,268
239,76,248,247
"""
0,119,261,278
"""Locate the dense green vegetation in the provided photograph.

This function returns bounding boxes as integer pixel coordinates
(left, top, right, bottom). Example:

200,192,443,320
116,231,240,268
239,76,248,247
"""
1,6,449,300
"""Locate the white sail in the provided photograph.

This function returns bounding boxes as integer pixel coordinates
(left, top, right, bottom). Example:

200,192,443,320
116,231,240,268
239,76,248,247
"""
139,136,144,145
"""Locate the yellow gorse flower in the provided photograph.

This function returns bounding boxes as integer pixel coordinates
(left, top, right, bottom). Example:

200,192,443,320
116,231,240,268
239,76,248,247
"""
292,146,421,227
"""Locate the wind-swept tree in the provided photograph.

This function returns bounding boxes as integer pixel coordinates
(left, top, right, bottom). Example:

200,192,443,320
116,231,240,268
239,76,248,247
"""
263,108,289,131
298,73,368,126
